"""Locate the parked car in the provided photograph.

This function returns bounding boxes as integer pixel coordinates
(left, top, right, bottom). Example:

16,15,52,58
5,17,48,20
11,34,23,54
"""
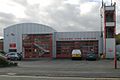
116,52,120,60
86,52,97,60
17,53,23,60
0,50,7,55
72,49,82,60
5,52,22,61
0,54,17,67
0,53,7,60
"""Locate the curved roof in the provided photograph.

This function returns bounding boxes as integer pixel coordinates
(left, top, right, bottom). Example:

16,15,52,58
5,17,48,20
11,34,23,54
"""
4,23,56,34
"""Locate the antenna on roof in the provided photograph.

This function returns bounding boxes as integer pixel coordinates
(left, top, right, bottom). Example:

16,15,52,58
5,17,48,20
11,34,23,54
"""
102,0,104,7
111,0,112,5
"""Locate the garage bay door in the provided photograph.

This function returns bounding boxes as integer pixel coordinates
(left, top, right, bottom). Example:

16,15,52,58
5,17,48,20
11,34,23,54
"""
56,41,98,59
22,34,52,59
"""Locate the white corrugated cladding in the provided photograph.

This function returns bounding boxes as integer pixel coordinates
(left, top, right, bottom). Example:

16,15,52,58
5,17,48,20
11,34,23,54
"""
4,23,56,53
56,31,101,41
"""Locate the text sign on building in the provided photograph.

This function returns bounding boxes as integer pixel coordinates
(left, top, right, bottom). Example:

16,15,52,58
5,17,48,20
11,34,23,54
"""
57,38,97,41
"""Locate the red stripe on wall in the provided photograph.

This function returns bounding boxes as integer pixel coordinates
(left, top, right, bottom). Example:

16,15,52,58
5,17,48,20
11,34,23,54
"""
104,10,106,56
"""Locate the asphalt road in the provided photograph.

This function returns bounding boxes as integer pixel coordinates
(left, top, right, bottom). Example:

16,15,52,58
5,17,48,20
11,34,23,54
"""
0,59,120,79
0,75,120,80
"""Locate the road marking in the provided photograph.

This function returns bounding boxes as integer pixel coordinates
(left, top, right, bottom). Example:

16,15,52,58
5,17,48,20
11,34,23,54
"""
0,75,120,80
7,73,16,75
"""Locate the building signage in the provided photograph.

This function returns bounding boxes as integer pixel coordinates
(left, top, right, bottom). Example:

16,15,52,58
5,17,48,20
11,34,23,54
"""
57,38,97,41
9,43,16,48
108,48,113,52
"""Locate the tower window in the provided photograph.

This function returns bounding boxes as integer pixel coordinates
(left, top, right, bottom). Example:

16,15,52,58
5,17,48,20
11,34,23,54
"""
106,27,114,38
105,12,114,22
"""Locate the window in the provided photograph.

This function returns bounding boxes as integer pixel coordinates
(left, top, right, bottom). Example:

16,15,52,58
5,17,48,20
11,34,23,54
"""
9,49,17,52
106,27,114,38
105,12,114,22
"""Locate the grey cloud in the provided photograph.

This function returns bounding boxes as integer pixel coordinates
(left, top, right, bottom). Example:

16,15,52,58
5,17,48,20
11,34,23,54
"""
0,0,119,37
14,0,119,32
0,12,16,26
12,0,29,7
0,12,17,36
12,0,42,24
42,1,101,32
24,4,40,19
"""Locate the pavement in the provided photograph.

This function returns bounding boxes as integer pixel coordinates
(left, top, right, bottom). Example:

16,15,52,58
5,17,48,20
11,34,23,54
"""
0,59,120,80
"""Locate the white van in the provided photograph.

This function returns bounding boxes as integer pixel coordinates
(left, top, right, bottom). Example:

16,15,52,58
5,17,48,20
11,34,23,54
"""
72,49,82,60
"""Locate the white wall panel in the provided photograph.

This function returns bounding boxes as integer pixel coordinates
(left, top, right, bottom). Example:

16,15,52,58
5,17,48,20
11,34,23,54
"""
106,38,115,58
4,23,56,53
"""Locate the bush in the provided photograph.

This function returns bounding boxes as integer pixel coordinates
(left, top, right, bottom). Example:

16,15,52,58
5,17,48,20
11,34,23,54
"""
0,54,17,67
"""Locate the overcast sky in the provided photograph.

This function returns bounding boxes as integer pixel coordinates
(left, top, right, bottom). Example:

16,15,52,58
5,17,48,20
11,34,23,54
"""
0,0,120,38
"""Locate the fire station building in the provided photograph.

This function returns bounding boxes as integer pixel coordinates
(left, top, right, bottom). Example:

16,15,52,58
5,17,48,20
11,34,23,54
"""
4,23,103,59
4,2,116,59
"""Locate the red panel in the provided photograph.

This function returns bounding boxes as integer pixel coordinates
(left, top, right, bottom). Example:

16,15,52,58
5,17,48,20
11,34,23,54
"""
49,35,53,58
114,10,116,34
0,42,3,50
10,43,16,48
114,7,117,69
56,54,71,58
56,41,98,59
104,11,106,55
23,34,52,59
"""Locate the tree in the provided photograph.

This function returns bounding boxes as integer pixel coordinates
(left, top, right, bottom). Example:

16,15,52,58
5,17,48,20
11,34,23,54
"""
115,33,120,45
